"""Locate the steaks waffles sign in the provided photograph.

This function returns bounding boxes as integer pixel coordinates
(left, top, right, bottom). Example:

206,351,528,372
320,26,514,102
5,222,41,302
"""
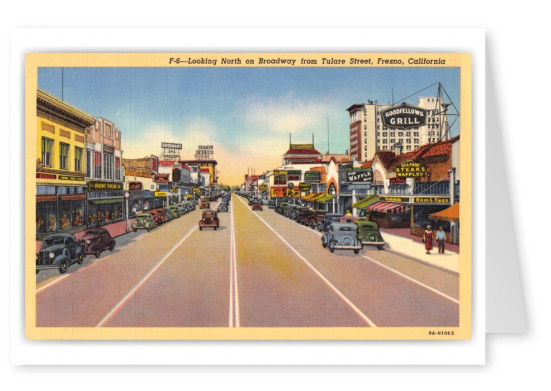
381,102,427,129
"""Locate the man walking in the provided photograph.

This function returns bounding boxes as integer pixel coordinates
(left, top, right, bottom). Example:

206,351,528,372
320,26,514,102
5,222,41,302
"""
436,226,446,254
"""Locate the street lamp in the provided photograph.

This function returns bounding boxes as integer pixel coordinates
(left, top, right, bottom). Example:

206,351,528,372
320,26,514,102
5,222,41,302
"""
332,188,336,214
124,191,130,232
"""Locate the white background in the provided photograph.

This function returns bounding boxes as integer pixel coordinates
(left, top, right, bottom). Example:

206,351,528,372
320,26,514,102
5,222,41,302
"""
2,1,547,389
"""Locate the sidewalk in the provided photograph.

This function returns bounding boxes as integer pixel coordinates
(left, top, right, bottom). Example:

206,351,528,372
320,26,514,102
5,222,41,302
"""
380,228,459,274
36,219,136,254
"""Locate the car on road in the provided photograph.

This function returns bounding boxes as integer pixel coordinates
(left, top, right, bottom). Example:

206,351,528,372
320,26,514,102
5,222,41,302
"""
36,233,84,274
321,222,362,254
200,198,210,209
295,207,313,224
78,227,116,258
355,219,385,249
177,203,187,215
199,210,219,230
163,207,175,221
252,201,263,211
217,202,229,212
275,201,288,215
132,213,157,232
303,210,325,228
168,205,181,218
268,199,276,209
317,213,343,232
149,209,166,226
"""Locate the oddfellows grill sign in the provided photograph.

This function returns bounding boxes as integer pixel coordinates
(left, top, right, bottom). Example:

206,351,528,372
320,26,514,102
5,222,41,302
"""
381,102,428,129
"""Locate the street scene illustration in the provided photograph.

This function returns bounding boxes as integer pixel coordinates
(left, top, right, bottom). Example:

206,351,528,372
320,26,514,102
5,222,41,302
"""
31,55,465,334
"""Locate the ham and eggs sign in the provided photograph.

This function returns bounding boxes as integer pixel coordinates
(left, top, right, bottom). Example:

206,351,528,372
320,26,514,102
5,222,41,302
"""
381,102,427,129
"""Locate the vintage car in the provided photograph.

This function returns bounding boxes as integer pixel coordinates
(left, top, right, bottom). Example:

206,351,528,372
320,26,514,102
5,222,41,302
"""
199,210,219,230
163,207,174,221
268,199,276,209
355,219,385,249
248,197,258,206
78,227,116,258
149,209,166,225
251,201,263,211
275,201,288,215
321,222,362,254
36,233,84,274
177,203,187,215
303,210,326,228
317,213,344,232
295,207,313,224
199,198,210,209
132,213,157,232
285,204,300,219
217,202,229,212
185,201,196,212
339,215,359,223
168,205,181,218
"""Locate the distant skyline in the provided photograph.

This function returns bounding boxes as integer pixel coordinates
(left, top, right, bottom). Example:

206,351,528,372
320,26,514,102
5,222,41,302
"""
38,66,460,186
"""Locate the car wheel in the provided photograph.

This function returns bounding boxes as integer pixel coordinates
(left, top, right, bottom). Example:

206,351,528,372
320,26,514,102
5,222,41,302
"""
377,245,384,250
354,249,360,254
110,243,115,251
95,249,101,258
199,227,202,231
322,240,327,248
77,253,84,264
59,259,68,274
36,270,39,274
329,243,335,253
147,227,151,232
133,228,137,232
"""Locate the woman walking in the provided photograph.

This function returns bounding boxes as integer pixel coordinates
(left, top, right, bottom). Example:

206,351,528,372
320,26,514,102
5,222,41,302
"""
423,225,435,254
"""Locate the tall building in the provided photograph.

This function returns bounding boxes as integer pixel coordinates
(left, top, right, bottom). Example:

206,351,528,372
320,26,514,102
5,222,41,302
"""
347,97,450,162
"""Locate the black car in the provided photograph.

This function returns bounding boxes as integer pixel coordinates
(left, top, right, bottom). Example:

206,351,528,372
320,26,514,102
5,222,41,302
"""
78,228,116,258
217,202,229,212
36,233,84,274
317,213,344,232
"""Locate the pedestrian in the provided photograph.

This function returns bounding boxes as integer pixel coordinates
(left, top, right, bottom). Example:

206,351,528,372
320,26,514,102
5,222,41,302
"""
345,209,352,216
423,225,435,254
436,226,446,254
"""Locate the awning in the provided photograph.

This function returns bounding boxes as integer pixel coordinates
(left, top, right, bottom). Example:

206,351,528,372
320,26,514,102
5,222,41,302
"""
302,193,319,201
428,202,460,222
352,195,379,209
367,201,407,214
90,197,124,205
314,194,333,203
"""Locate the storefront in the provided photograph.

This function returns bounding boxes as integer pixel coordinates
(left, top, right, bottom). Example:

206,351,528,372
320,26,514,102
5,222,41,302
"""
86,181,124,227
367,198,410,229
36,183,87,238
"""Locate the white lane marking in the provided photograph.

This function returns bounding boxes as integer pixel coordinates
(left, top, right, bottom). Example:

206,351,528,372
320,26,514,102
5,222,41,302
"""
96,225,198,327
229,196,240,327
267,208,459,304
236,196,376,327
36,274,69,294
360,253,460,304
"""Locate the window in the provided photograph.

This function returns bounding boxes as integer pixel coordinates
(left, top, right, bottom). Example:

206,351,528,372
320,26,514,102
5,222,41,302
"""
74,147,83,172
94,151,102,178
414,139,420,143
59,143,69,170
41,137,53,167
406,132,411,136
115,157,121,181
104,153,114,180
414,132,419,137
86,150,91,177
382,139,388,144
406,139,411,144
398,132,403,137
391,132,395,137
406,146,411,150
382,132,387,137
390,139,396,143
105,123,113,138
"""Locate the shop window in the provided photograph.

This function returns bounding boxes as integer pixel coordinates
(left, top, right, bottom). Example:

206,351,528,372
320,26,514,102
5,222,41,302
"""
41,137,53,167
36,202,57,233
37,186,55,195
59,143,69,170
74,147,83,172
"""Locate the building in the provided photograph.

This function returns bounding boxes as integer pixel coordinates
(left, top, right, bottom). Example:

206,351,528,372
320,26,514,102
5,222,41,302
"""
282,143,323,165
36,89,94,238
347,97,451,162
179,159,218,185
85,117,124,227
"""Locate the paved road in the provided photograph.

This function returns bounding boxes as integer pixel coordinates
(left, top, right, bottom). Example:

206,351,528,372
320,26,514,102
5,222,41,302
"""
36,193,459,328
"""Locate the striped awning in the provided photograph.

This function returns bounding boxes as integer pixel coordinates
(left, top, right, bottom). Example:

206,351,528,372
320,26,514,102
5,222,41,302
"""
367,201,407,214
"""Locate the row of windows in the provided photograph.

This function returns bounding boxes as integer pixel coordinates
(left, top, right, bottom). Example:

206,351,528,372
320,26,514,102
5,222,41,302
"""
379,131,420,137
380,138,421,144
41,137,83,171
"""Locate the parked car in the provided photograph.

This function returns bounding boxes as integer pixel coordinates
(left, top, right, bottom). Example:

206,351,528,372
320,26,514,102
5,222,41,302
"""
217,202,229,212
275,201,288,215
268,199,276,209
78,227,116,258
36,233,83,274
185,201,196,212
132,213,157,232
295,207,313,224
168,205,181,218
199,210,219,230
200,198,210,209
317,213,343,232
252,201,263,211
303,210,326,228
321,222,362,254
177,204,187,215
149,209,166,226
164,207,175,221
248,197,258,206
355,219,385,249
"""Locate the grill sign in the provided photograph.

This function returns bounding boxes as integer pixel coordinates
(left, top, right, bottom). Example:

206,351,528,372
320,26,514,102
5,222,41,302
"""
381,103,427,129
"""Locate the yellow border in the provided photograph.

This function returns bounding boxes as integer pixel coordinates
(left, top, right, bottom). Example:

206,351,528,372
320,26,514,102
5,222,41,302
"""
26,52,472,340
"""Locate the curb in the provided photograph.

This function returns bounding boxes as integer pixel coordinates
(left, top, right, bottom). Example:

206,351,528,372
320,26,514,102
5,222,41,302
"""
383,247,459,276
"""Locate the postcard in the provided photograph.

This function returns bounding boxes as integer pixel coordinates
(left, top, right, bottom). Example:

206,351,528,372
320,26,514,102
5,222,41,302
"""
25,52,472,341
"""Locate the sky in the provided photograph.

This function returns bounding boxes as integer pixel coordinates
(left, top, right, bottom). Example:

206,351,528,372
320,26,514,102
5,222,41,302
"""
38,66,460,186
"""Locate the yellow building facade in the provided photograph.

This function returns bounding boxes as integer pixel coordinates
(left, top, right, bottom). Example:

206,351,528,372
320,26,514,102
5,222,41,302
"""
36,89,95,237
